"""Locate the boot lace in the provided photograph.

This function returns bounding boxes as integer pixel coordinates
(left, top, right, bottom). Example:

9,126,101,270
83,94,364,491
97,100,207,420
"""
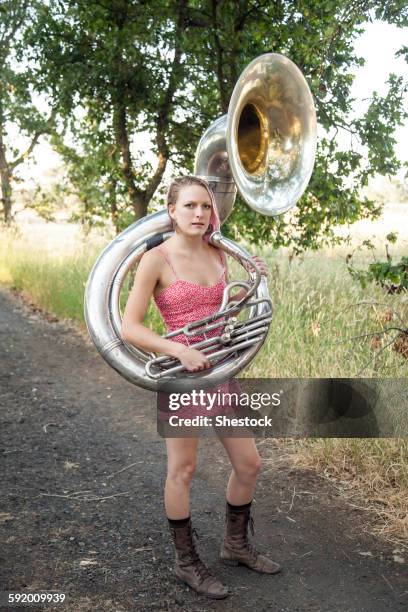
245,516,259,562
190,528,215,583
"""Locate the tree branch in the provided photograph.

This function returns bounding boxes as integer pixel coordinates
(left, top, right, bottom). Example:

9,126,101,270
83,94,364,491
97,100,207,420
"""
355,332,402,377
10,132,41,169
10,110,56,169
235,0,271,31
211,0,229,112
0,1,29,51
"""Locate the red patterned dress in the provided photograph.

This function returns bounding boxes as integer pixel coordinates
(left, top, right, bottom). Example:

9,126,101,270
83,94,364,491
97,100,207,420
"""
154,245,240,423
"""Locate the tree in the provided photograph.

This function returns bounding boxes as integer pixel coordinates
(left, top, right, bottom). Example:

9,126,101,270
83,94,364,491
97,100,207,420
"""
26,0,209,231
0,0,54,224
26,0,408,249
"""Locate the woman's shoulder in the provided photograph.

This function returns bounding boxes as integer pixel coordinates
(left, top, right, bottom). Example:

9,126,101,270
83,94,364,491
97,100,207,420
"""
139,246,166,272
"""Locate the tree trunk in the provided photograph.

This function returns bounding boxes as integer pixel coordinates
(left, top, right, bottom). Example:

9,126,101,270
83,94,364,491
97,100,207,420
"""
109,179,121,235
113,103,147,220
0,130,12,224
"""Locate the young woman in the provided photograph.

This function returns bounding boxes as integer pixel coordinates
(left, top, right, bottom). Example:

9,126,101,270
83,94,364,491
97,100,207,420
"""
121,176,281,600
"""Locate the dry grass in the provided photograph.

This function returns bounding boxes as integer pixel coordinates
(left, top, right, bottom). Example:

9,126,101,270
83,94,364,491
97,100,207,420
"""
264,438,408,550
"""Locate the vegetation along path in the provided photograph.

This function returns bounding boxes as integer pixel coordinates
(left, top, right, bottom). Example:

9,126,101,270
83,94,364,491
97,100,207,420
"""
0,287,406,612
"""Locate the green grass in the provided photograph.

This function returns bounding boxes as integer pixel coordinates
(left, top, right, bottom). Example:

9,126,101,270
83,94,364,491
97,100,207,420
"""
0,224,167,330
244,247,408,379
0,228,97,322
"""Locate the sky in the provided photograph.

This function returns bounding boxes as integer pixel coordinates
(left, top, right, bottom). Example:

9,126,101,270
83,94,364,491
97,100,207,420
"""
19,20,408,187
348,21,407,165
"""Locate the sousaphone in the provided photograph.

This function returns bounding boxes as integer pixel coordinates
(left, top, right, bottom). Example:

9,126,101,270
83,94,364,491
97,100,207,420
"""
84,54,317,391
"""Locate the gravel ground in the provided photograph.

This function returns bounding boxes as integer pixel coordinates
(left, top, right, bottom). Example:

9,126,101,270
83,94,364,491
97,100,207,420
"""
0,286,407,612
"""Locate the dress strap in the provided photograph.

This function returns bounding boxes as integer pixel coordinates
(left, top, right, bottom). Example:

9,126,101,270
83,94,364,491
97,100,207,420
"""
156,246,178,280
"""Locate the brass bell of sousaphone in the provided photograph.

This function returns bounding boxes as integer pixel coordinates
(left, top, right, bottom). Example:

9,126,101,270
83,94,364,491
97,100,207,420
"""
84,53,317,392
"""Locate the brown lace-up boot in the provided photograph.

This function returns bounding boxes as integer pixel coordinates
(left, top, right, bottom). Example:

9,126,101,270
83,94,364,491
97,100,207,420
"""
220,502,281,574
169,518,229,599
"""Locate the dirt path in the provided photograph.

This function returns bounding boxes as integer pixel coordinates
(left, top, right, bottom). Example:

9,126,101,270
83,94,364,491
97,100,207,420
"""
0,287,406,612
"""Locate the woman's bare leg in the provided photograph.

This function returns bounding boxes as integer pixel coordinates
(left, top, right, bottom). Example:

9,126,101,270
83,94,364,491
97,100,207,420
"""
165,437,229,598
217,435,281,574
164,437,199,518
217,436,261,505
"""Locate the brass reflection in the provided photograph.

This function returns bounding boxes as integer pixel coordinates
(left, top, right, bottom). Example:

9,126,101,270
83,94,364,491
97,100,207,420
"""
237,103,268,175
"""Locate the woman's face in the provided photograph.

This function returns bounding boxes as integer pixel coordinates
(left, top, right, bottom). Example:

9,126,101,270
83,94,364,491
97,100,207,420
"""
169,184,212,237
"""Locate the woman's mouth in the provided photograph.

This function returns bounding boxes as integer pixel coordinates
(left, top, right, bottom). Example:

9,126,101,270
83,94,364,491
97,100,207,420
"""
192,222,204,227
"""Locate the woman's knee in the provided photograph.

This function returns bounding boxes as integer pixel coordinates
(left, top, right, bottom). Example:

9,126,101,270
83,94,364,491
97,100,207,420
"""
167,459,197,486
236,456,262,481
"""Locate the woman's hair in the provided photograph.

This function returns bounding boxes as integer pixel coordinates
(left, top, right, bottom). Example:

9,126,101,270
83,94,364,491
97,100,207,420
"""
166,175,220,242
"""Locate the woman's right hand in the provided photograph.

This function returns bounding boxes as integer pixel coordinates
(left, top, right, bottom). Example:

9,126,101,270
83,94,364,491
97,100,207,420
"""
177,347,211,372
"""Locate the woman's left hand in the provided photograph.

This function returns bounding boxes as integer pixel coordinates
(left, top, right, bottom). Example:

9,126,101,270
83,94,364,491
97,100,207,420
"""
248,255,269,277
